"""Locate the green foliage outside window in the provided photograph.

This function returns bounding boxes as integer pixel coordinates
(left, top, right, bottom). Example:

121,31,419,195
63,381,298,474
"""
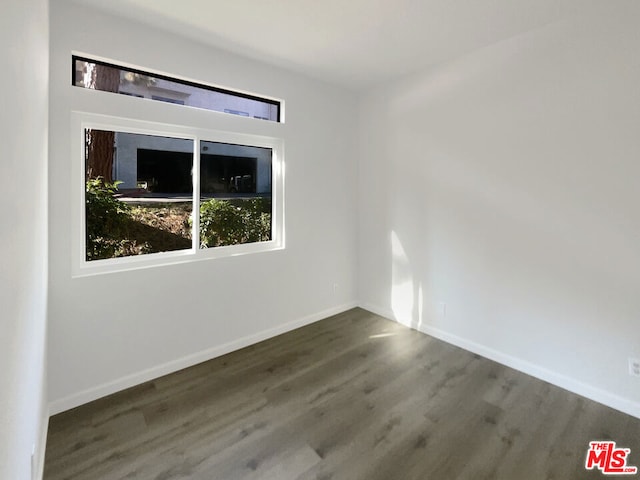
85,177,150,260
85,178,271,261
199,198,271,248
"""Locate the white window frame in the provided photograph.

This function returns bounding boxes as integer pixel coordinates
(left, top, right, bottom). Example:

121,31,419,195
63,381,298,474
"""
71,112,285,277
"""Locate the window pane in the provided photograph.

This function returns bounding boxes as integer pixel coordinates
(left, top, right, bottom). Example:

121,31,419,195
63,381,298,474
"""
85,129,194,261
74,56,280,122
199,141,272,248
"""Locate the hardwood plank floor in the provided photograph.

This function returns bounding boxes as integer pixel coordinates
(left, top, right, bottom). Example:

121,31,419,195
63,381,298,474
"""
44,308,640,480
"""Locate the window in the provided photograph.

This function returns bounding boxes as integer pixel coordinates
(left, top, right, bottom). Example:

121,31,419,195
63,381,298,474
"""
84,126,275,263
72,56,284,275
73,111,283,275
73,55,281,122
85,130,195,261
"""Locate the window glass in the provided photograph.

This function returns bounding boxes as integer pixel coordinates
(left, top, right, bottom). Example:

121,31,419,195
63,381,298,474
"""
74,56,280,122
85,129,194,261
83,130,276,263
199,141,272,249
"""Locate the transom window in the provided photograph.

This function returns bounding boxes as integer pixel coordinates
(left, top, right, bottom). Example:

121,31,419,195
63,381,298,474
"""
73,55,281,122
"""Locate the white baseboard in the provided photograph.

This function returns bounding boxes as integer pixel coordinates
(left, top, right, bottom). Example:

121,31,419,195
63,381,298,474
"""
360,302,640,420
49,301,358,415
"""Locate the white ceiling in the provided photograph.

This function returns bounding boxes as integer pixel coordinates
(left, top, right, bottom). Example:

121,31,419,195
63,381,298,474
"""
71,0,596,89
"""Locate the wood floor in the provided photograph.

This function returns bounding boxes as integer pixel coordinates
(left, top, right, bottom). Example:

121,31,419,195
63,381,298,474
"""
45,308,640,480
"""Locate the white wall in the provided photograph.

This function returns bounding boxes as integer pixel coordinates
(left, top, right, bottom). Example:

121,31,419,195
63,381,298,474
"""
358,3,640,417
0,1,49,479
49,1,358,412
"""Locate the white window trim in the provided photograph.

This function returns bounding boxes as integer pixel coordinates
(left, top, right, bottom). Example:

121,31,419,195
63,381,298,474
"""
72,111,285,277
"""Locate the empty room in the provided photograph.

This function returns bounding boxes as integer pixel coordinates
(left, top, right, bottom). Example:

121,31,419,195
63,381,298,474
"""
2,0,640,479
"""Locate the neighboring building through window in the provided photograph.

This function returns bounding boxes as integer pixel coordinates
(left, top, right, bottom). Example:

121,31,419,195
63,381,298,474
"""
151,95,185,105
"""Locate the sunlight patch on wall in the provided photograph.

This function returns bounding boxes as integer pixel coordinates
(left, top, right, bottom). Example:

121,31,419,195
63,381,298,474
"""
391,230,414,327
